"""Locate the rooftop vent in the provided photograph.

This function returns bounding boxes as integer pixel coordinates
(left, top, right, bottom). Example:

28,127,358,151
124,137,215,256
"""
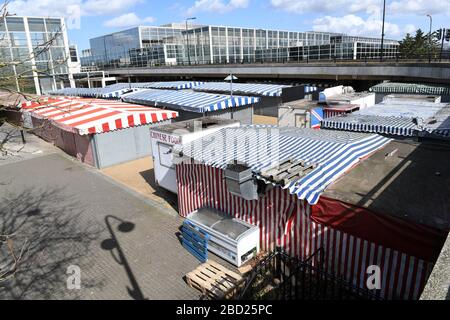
224,161,258,200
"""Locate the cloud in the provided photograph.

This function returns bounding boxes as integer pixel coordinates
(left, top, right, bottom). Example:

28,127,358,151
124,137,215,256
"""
186,0,249,15
270,0,380,15
7,0,143,17
389,0,450,16
270,0,449,21
312,14,414,38
103,13,155,28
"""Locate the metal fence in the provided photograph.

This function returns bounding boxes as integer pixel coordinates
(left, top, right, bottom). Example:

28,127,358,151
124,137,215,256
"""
82,51,450,72
234,247,382,300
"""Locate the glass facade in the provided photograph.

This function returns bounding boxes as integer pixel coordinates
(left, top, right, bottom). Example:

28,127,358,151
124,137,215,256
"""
255,35,399,62
83,26,184,69
0,16,72,94
182,27,333,64
81,24,339,68
80,24,400,68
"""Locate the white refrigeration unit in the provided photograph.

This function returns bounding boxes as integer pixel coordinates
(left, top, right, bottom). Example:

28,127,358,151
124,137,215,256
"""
186,207,260,267
150,117,240,193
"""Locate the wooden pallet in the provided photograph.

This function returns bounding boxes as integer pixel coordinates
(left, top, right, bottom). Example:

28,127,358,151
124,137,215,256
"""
186,260,244,299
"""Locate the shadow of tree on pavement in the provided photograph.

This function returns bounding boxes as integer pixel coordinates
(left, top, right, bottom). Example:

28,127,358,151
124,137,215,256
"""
0,186,104,299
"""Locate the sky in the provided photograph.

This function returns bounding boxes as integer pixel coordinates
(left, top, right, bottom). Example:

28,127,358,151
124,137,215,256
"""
5,0,450,50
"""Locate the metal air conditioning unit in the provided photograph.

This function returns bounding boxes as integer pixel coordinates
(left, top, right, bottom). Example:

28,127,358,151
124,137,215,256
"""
224,161,259,200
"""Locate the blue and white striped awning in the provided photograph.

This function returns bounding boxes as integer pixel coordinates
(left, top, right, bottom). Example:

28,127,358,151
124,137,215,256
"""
48,84,139,98
177,126,391,204
193,82,294,97
138,81,204,90
321,100,450,138
110,81,204,90
322,114,419,136
122,89,260,113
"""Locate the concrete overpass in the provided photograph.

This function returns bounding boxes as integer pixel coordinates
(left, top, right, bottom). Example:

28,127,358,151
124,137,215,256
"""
107,61,450,84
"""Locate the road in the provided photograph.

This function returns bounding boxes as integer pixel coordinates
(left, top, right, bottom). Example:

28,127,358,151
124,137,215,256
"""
0,126,202,299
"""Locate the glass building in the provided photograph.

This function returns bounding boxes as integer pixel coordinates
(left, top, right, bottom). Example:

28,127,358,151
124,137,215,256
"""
255,35,399,62
0,16,74,94
80,24,341,68
82,26,187,69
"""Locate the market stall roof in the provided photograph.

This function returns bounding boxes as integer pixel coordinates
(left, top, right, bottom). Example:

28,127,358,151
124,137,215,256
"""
48,84,140,99
21,97,178,135
323,140,450,230
369,82,450,95
122,89,260,113
321,100,450,138
193,82,317,97
175,125,390,205
126,81,204,90
323,104,360,112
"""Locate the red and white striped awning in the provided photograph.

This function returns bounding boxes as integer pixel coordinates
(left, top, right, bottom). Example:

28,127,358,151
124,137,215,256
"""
21,97,178,135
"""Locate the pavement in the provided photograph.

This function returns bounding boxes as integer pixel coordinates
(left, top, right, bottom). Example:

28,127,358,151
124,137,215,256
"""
253,115,278,125
0,122,57,166
0,124,204,300
101,157,178,211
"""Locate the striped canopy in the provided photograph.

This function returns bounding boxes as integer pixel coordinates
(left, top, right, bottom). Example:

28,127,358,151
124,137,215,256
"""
193,82,298,97
136,81,204,90
322,114,419,136
321,100,450,138
122,89,260,113
48,84,139,99
21,97,178,135
177,125,390,205
370,82,450,95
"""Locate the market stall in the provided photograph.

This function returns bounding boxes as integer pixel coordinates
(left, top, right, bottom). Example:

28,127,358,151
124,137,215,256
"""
122,89,260,123
21,97,178,168
173,125,447,300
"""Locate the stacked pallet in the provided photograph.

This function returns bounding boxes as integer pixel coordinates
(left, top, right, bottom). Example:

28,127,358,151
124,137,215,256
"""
259,159,317,187
181,220,209,263
186,260,244,299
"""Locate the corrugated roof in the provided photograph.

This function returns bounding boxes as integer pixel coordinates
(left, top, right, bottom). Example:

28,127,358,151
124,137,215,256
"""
193,82,317,97
21,97,178,135
322,114,419,136
193,82,289,97
135,81,204,90
321,100,450,138
48,84,139,98
176,125,390,204
121,89,260,113
369,82,450,95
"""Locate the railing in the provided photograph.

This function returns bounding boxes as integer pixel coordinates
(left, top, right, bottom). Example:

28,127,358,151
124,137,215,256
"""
82,52,450,71
234,247,382,300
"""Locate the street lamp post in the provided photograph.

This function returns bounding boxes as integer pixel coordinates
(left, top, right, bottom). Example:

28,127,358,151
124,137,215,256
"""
380,0,386,62
427,14,433,63
118,44,131,89
224,73,238,119
185,17,197,65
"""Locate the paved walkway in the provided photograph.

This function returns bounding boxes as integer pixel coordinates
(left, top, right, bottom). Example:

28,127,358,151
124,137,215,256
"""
0,140,202,299
101,157,178,211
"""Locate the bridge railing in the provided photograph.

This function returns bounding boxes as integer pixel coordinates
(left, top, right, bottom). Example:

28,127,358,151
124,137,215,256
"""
82,52,450,71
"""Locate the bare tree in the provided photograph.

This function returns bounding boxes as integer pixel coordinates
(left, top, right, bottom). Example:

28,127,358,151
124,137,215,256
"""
0,0,74,280
0,0,71,110
0,233,28,282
